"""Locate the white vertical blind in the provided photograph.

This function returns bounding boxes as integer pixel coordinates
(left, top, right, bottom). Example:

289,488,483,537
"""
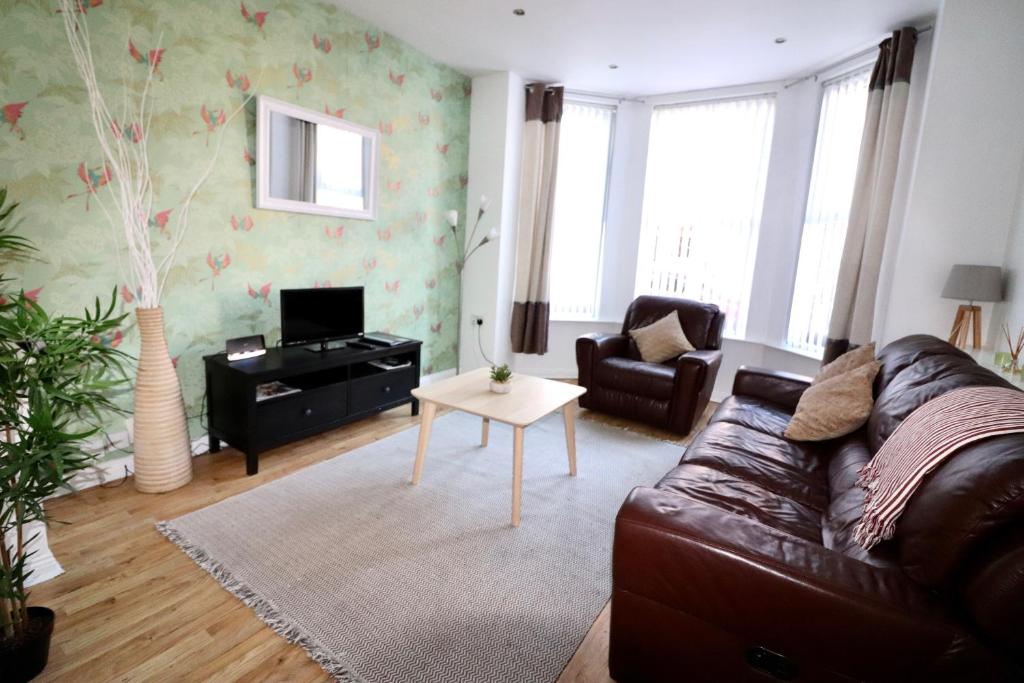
549,102,614,319
786,68,871,354
634,95,775,338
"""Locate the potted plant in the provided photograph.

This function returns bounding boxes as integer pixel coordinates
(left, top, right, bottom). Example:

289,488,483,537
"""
0,189,129,681
489,364,513,394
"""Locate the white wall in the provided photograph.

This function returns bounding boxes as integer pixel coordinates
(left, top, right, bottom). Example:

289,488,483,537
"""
459,71,523,372
879,0,1024,347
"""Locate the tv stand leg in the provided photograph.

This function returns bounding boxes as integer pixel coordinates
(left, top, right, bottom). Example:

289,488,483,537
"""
209,436,221,453
246,451,259,476
411,398,419,417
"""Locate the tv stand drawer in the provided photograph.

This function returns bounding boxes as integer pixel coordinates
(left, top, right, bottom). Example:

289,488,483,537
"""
254,383,347,439
350,369,415,414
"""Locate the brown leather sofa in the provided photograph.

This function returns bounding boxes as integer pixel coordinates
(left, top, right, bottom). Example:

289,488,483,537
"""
576,296,724,435
610,335,1024,682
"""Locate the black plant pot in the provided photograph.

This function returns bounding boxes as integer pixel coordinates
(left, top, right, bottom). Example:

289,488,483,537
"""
0,606,55,682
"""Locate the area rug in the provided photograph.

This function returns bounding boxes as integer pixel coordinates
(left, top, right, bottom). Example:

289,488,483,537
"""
158,411,682,682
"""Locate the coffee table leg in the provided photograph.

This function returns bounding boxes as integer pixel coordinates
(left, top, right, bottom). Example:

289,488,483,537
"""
481,417,490,447
512,426,524,527
411,401,437,485
563,403,577,476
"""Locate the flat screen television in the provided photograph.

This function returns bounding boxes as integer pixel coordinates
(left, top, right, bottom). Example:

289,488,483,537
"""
280,287,364,348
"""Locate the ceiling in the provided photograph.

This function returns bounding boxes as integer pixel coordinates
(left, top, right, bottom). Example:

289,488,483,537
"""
331,0,939,98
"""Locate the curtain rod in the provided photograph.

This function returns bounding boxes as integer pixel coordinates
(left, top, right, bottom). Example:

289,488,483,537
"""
561,88,644,104
783,24,933,90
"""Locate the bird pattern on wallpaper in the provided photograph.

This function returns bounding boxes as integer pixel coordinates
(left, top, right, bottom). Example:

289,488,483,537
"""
0,0,470,442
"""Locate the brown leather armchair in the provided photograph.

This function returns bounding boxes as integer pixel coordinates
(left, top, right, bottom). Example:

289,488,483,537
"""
576,296,724,435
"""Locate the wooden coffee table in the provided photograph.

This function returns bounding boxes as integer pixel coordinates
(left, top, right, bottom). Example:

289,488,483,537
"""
409,368,586,526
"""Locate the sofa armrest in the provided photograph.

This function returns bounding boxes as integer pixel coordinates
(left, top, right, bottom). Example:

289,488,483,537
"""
731,365,812,410
614,487,963,681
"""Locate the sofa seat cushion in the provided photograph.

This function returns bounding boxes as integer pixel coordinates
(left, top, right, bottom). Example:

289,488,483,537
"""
655,463,823,543
595,357,676,401
682,421,829,510
709,395,793,439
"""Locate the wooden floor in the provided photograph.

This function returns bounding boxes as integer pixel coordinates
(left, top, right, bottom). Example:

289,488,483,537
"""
32,399,713,682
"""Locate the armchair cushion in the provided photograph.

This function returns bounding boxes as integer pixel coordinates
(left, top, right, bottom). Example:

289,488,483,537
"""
628,311,695,363
595,357,676,401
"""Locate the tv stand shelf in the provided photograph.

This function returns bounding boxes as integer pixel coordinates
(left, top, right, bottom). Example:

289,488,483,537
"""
203,339,421,475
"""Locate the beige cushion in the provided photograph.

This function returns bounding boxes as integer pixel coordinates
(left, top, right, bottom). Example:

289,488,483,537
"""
628,311,696,363
812,342,877,385
784,360,882,442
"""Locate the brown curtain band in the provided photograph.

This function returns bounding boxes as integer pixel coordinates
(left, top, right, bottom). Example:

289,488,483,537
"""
869,26,917,90
510,301,550,355
525,83,564,124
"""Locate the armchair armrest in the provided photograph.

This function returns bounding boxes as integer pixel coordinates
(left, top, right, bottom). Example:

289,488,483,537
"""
732,365,812,411
575,333,628,396
614,488,962,681
669,349,722,433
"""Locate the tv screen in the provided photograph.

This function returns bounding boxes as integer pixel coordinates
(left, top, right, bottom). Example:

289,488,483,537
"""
280,287,364,346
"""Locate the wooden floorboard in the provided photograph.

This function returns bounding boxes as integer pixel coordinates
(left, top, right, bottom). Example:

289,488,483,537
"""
32,399,714,682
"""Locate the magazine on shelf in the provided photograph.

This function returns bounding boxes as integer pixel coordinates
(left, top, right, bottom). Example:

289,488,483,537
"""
368,358,412,371
256,381,301,402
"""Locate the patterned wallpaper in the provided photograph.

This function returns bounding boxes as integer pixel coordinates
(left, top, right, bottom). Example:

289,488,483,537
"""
0,0,470,445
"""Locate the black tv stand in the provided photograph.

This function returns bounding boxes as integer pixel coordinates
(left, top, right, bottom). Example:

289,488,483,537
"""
304,338,354,353
203,338,421,475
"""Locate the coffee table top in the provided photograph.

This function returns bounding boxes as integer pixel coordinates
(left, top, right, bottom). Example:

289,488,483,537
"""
412,368,586,427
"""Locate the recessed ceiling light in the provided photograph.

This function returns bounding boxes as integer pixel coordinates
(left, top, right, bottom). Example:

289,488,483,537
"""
774,37,787,44
608,64,619,70
512,8,525,16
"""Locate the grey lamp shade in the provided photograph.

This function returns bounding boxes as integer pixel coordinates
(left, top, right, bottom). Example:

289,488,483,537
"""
941,264,1003,302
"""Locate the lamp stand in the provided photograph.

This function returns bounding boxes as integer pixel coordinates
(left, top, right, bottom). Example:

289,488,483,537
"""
948,302,982,349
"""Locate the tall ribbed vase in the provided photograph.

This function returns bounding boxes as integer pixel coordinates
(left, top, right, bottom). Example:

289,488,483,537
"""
132,307,192,493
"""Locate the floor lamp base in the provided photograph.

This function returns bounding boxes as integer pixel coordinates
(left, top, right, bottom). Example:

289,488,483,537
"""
948,304,982,349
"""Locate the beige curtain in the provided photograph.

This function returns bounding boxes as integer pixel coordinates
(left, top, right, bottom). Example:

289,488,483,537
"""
824,28,917,363
511,84,563,355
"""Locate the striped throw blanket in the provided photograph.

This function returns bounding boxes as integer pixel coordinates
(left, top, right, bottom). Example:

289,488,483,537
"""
854,385,1024,549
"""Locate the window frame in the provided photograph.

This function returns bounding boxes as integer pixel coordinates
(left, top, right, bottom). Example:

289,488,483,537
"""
548,99,618,322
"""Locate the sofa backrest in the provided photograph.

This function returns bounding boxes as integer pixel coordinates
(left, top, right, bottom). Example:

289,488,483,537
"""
868,335,1024,654
621,296,723,357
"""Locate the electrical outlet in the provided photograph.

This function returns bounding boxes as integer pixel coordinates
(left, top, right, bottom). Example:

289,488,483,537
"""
470,314,484,326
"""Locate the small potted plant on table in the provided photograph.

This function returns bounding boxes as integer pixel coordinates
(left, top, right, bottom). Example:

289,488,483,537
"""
489,364,513,394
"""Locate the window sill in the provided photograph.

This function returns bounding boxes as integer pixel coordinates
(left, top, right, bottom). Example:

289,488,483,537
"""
721,334,824,362
550,316,621,325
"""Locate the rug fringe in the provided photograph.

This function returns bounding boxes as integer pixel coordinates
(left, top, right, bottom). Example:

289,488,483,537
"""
156,521,362,682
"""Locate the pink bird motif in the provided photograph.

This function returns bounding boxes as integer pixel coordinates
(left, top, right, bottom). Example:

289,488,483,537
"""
430,321,443,334
207,251,231,289
323,104,345,119
313,33,332,53
436,143,449,155
128,39,164,80
120,285,134,304
362,257,377,272
364,31,381,53
324,224,344,239
247,281,272,304
91,329,123,348
243,148,255,165
379,121,393,136
195,105,226,146
430,89,443,102
171,355,180,369
314,280,332,288
424,278,437,289
231,214,254,232
24,287,42,302
427,186,442,198
412,304,424,319
111,120,143,143
58,0,103,14
289,64,313,96
433,234,446,247
414,211,428,225
3,102,27,140
418,112,430,127
240,2,268,33
66,162,112,211
388,69,405,88
149,208,172,235
387,180,402,193
377,228,392,241
385,280,400,294
226,70,251,92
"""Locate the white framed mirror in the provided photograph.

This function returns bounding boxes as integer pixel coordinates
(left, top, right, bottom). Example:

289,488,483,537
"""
256,95,379,220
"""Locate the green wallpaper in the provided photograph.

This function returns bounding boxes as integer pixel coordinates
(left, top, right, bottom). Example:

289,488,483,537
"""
0,0,470,444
